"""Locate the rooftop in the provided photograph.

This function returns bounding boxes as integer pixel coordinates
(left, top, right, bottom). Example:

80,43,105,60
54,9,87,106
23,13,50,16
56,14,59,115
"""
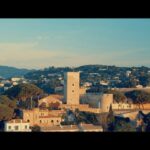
39,114,61,118
41,124,103,132
6,119,28,124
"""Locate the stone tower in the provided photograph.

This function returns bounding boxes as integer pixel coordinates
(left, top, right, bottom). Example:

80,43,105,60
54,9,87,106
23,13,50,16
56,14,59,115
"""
100,94,113,112
64,72,80,105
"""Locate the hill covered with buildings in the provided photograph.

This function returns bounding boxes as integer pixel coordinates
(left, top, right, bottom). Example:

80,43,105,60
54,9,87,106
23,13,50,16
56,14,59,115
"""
24,65,150,94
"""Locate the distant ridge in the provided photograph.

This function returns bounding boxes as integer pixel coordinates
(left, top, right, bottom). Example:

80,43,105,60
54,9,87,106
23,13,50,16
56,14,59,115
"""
0,66,31,78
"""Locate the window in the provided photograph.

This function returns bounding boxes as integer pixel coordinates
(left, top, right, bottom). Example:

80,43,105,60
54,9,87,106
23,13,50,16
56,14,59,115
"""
8,126,11,130
27,120,30,123
51,120,54,123
14,126,19,131
57,120,59,123
72,84,74,86
25,125,28,129
72,90,74,93
40,120,42,123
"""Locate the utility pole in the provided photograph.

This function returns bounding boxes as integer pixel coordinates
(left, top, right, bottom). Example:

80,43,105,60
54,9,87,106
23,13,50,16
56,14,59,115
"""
31,96,33,109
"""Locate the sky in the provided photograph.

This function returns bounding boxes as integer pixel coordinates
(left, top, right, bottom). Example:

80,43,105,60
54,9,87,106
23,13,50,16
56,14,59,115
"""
0,19,150,69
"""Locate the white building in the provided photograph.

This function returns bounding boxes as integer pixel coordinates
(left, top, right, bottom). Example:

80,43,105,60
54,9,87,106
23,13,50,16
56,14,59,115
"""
11,77,22,82
5,119,31,132
136,85,143,88
126,71,131,77
12,82,18,86
0,83,4,87
83,82,92,87
100,80,109,86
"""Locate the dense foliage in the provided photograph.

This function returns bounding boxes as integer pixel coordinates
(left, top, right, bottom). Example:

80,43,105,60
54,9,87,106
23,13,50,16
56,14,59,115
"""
5,83,44,101
107,106,135,132
74,109,99,125
31,125,41,132
106,90,127,103
125,90,150,104
0,95,16,121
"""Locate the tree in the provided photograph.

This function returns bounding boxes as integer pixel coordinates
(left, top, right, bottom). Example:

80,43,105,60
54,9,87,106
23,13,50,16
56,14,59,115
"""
0,95,17,121
5,83,44,101
0,104,14,121
139,74,150,87
114,119,136,132
0,95,16,109
105,90,126,103
125,90,150,109
31,125,41,132
107,105,115,131
139,111,150,132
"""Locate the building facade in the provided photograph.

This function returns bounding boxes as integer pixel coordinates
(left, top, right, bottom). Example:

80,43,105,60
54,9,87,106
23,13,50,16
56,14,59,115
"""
38,94,63,108
64,72,80,105
23,108,63,127
5,119,31,132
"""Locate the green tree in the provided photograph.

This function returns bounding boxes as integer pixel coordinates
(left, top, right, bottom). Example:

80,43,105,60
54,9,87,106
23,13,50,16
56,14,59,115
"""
0,95,16,109
114,119,136,132
31,125,41,132
0,95,17,121
5,83,44,101
105,90,126,103
0,104,14,121
125,90,150,109
107,105,115,131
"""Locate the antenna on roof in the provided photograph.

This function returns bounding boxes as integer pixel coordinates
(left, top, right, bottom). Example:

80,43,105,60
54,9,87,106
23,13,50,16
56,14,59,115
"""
71,66,75,72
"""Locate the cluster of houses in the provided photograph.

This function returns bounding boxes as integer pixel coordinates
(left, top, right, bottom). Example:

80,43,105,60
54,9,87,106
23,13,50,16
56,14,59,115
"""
3,72,150,132
0,77,28,93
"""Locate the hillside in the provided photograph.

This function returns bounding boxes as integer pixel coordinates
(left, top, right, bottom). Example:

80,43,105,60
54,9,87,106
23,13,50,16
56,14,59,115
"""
0,66,31,78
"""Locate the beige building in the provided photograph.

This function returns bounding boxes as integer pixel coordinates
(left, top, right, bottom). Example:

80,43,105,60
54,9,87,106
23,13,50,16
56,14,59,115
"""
5,119,31,132
100,94,113,112
64,72,80,105
38,94,63,107
79,87,87,95
23,108,63,127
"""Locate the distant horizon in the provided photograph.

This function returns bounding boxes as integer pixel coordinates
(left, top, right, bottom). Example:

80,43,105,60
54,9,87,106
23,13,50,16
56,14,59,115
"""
0,19,150,68
1,64,150,70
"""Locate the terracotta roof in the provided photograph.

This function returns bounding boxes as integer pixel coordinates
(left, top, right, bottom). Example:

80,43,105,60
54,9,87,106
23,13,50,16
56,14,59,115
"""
39,114,61,118
39,94,63,101
7,119,28,123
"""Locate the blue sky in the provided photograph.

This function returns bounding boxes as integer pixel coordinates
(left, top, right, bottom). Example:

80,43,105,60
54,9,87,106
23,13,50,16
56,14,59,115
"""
0,19,150,69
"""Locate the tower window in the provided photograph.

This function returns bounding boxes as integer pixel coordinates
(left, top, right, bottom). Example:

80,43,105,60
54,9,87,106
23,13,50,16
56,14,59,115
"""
72,90,74,93
72,84,74,86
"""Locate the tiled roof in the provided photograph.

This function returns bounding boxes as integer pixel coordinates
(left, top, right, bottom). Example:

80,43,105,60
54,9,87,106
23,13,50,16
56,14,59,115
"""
7,119,28,123
39,114,61,118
